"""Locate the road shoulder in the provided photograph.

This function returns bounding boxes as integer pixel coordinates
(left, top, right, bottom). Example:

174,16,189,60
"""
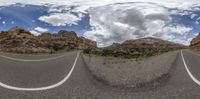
82,51,179,88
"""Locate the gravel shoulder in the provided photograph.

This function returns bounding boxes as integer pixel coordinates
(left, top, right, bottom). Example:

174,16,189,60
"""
82,51,179,87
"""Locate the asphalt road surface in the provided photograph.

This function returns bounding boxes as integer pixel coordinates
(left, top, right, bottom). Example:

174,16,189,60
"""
0,50,200,99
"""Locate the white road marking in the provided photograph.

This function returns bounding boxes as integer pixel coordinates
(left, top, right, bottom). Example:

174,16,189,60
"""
0,53,68,62
0,52,80,91
181,50,200,86
0,52,66,56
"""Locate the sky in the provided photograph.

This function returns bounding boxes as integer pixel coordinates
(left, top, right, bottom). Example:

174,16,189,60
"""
0,0,200,47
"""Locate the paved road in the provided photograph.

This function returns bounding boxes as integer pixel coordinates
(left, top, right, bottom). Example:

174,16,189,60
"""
0,50,200,99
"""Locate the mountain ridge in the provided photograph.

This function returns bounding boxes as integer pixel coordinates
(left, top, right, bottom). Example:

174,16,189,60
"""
84,37,186,59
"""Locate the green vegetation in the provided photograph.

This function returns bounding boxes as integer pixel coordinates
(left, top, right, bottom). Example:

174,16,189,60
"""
83,48,174,60
44,43,65,51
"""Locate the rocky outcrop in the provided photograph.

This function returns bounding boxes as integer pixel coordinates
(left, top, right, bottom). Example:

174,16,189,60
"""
78,37,97,50
39,30,97,51
0,27,51,53
190,33,200,51
108,37,185,50
191,33,200,46
0,27,97,53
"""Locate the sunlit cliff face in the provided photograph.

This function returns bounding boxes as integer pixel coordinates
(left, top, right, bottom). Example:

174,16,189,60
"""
1,0,200,47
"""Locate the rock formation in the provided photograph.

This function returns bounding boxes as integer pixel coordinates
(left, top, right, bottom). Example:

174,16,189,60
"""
0,27,97,53
91,37,185,58
190,33,200,51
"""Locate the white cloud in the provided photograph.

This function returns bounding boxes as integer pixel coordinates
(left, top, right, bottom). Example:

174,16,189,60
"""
195,21,199,24
0,0,68,6
191,14,198,19
171,38,189,45
0,0,199,46
1,0,200,14
84,3,193,47
170,10,192,16
30,30,40,36
34,27,48,33
39,13,82,26
2,21,6,24
30,27,48,36
163,25,193,35
197,17,200,20
194,33,199,36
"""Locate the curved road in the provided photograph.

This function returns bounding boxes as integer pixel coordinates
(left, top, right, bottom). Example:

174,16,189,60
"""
0,50,200,99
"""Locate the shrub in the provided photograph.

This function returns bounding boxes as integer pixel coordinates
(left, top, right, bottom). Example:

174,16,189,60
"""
101,49,112,56
83,48,92,54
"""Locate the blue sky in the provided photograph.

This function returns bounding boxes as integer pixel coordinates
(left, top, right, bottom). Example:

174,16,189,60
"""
0,0,200,47
0,4,90,35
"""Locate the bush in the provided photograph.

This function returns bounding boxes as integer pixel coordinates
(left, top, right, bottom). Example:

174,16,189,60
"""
83,48,92,54
52,44,62,51
101,49,112,56
83,47,174,60
44,43,64,51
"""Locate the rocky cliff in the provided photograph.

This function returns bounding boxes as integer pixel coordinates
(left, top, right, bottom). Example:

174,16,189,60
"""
0,27,51,53
39,30,97,51
0,27,97,53
108,37,185,50
190,33,200,51
107,37,185,56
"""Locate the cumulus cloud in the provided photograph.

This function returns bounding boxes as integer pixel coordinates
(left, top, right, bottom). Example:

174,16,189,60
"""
30,27,48,36
170,10,192,16
39,13,82,26
0,0,199,46
84,3,192,47
30,30,40,36
191,14,198,19
163,25,193,35
34,27,48,33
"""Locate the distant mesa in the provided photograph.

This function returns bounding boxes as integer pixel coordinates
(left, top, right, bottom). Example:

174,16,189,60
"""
0,27,97,54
